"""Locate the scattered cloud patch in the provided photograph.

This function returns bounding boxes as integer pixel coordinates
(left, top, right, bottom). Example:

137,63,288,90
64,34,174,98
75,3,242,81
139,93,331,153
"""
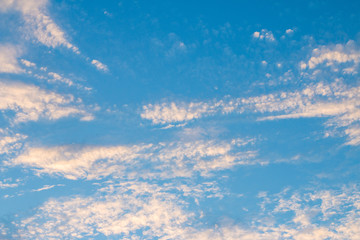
252,29,275,41
14,183,360,240
344,126,360,146
142,80,360,145
285,28,294,34
0,0,79,53
20,59,36,68
0,178,20,189
16,181,196,239
0,223,9,237
0,44,23,73
91,59,108,72
141,100,243,125
304,41,360,74
0,128,27,155
0,80,93,123
47,72,75,87
9,138,258,180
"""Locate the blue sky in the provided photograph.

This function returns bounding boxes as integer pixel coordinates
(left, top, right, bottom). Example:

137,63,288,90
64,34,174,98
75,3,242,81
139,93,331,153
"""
1,0,360,239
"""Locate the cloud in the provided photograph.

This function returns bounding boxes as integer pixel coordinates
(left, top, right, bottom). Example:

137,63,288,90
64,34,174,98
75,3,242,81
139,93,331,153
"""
0,44,23,73
20,59,36,68
141,100,241,125
31,184,63,192
344,126,360,146
15,181,195,239
0,0,79,53
0,128,27,155
258,185,360,240
142,80,360,145
9,138,258,180
252,29,275,41
13,183,360,239
91,59,108,72
0,223,9,237
303,41,360,73
47,72,75,87
254,80,360,144
27,66,92,91
285,29,294,34
141,41,360,134
0,80,93,123
0,179,19,189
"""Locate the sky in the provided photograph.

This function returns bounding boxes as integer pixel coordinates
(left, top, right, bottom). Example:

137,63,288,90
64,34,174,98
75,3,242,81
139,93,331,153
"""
0,0,360,239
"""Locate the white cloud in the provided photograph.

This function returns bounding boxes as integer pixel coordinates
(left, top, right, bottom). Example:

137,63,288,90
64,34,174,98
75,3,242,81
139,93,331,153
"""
20,59,36,68
91,59,108,72
0,179,19,189
254,81,360,144
14,183,360,240
30,67,92,91
16,181,195,239
141,100,242,125
252,29,275,41
31,184,63,192
0,0,79,53
304,41,360,73
0,80,93,123
0,223,9,237
142,80,360,145
0,128,27,155
300,61,307,70
344,126,360,146
0,44,23,73
47,72,75,87
285,29,294,34
9,138,258,180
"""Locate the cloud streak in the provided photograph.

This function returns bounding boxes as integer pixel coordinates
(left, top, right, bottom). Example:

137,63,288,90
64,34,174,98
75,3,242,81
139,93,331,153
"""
0,0,79,53
0,81,93,123
9,138,258,180
91,59,108,72
14,183,360,240
303,41,360,73
142,80,360,145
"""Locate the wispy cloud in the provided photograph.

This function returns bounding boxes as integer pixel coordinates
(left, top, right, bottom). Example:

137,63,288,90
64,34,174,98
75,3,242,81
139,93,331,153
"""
302,40,360,74
9,138,258,180
91,59,108,72
31,184,63,192
20,59,36,68
0,179,20,189
141,100,239,124
142,80,360,145
0,0,79,53
16,181,195,239
14,183,360,239
0,128,27,155
0,44,23,73
47,72,76,87
20,62,92,91
0,81,93,123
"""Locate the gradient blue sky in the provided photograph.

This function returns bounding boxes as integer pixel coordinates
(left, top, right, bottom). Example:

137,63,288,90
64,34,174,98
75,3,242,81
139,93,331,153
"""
1,0,360,239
